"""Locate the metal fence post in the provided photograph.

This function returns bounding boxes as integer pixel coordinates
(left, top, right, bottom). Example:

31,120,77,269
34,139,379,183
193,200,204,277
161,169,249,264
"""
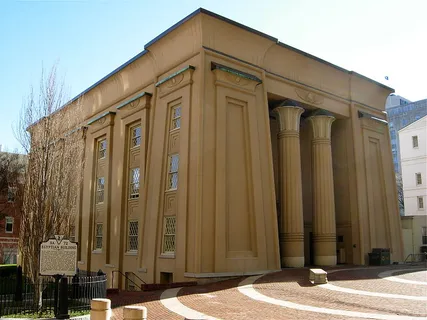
14,265,23,302
57,276,69,319
91,298,111,320
123,306,147,320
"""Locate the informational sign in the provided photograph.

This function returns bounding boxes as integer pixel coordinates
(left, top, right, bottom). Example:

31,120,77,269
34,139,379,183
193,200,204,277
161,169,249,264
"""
40,235,78,276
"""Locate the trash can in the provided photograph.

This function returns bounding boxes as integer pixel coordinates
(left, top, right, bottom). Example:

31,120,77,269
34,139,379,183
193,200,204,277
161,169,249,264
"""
372,248,390,265
368,252,381,265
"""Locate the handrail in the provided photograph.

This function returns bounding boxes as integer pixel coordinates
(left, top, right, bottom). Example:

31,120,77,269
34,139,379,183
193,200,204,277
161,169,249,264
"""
111,270,146,291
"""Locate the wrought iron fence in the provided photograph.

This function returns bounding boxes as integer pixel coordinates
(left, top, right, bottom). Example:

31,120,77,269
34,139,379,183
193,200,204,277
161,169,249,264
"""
0,268,106,317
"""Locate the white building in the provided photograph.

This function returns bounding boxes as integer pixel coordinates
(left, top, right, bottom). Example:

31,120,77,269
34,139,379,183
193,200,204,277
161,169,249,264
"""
399,115,427,216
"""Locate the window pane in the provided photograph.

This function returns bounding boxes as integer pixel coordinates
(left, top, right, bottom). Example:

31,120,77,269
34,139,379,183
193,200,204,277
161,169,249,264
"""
128,221,138,251
5,217,13,233
131,126,141,148
163,216,176,253
99,140,107,159
171,106,181,130
129,168,140,199
170,155,179,173
418,197,424,209
95,223,103,249
412,136,419,148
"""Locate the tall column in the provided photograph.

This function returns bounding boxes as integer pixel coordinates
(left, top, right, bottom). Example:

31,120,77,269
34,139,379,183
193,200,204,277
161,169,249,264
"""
274,105,305,268
308,114,336,266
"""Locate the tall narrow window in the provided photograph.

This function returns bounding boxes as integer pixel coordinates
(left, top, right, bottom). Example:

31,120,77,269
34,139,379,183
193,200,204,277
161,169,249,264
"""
131,126,141,148
167,155,179,190
129,168,140,199
171,106,181,130
128,221,138,251
162,216,176,254
416,173,422,185
418,196,424,209
95,223,103,250
69,225,76,243
412,136,419,148
422,227,427,245
97,177,105,203
5,217,13,233
98,139,107,159
7,187,16,203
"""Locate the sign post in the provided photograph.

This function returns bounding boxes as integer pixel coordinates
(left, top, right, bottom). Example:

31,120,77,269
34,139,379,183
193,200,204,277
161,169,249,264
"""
40,235,78,319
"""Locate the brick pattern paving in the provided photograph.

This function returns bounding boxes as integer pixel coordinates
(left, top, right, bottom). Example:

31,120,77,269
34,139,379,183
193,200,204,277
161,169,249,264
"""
256,268,426,317
107,265,427,319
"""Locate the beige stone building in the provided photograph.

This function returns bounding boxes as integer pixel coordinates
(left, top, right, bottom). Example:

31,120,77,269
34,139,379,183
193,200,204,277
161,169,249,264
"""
57,9,403,287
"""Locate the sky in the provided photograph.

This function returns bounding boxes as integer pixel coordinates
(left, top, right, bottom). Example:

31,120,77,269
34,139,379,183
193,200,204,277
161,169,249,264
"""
0,0,426,152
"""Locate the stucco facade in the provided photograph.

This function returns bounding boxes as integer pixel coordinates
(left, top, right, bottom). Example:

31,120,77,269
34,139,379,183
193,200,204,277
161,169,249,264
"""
399,116,427,216
52,9,403,287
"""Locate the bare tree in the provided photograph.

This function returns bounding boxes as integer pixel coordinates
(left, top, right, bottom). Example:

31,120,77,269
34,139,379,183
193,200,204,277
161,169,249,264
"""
395,173,405,216
14,65,86,297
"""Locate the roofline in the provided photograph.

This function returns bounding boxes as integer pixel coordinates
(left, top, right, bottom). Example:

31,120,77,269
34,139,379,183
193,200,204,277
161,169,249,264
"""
59,7,392,112
397,114,427,132
64,49,148,107
145,8,278,49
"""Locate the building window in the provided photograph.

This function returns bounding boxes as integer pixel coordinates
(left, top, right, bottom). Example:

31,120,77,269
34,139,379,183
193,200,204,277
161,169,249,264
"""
167,155,179,190
5,217,13,233
162,216,176,254
69,225,76,243
3,248,17,264
128,221,138,251
7,187,16,203
412,136,419,148
129,168,140,199
96,177,105,203
131,126,141,148
416,173,422,186
422,227,427,245
418,197,424,210
95,223,103,250
171,106,181,130
98,139,107,159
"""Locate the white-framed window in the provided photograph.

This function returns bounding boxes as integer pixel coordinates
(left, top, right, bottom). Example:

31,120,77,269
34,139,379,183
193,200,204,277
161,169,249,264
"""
3,248,17,264
95,223,103,250
162,216,176,254
167,155,179,190
422,227,427,245
129,168,140,199
128,220,138,251
130,126,141,148
7,187,16,203
418,196,424,209
5,217,13,233
171,105,181,130
412,136,419,148
416,173,422,186
98,139,107,159
96,177,105,203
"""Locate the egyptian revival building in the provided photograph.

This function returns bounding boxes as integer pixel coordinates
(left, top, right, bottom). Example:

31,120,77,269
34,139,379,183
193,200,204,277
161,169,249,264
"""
44,9,404,287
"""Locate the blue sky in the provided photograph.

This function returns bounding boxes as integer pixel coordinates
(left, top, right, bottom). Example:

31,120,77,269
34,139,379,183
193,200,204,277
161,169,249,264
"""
1,0,426,152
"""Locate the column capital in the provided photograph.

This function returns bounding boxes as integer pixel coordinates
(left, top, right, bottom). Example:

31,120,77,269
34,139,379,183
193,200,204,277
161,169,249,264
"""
273,106,304,133
308,115,335,141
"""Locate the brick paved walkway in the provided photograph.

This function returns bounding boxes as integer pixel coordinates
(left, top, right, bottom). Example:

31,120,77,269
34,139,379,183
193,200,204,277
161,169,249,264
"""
107,265,427,319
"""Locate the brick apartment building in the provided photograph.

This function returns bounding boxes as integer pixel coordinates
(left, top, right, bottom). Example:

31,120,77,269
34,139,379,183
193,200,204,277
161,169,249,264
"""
0,149,26,264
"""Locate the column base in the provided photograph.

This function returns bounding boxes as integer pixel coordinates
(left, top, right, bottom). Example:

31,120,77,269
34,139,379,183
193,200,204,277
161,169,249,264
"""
314,255,336,266
281,256,305,268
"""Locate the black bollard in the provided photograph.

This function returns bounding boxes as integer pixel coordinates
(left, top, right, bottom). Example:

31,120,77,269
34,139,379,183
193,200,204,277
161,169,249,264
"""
57,276,70,319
